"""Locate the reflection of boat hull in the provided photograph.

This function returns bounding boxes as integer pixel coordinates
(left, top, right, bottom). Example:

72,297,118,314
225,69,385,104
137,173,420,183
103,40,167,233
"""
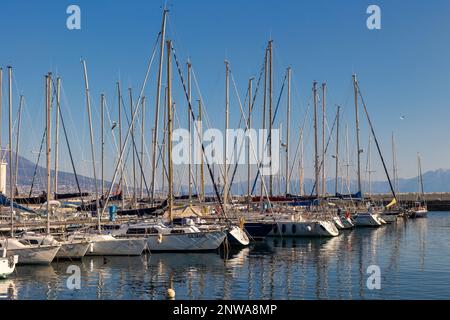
244,222,274,240
268,221,339,237
56,241,91,259
6,246,60,264
354,213,382,227
147,230,226,252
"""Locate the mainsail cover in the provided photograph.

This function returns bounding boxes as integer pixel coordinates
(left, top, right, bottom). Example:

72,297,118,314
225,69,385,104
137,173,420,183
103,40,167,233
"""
0,193,36,213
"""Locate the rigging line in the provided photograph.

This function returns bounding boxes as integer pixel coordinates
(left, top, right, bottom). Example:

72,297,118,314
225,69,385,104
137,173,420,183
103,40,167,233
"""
100,29,161,216
58,94,85,205
170,42,229,220
287,101,311,185
225,60,276,216
309,109,338,196
28,79,58,196
220,68,250,199
226,54,266,195
356,81,397,200
250,72,287,194
50,78,86,203
120,93,150,197
28,129,46,197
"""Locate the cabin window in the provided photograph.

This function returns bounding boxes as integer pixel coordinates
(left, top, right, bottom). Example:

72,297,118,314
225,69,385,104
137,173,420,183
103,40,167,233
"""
148,228,159,234
170,229,185,234
126,228,146,235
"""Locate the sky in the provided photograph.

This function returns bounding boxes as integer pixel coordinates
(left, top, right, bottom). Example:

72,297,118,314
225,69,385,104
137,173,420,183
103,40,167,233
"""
1,0,450,194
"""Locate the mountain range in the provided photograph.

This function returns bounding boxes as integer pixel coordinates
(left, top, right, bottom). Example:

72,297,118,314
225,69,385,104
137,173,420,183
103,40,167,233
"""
2,150,450,195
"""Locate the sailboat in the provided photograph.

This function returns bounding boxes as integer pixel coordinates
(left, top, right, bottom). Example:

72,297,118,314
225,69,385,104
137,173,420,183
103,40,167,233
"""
409,153,428,218
0,68,60,265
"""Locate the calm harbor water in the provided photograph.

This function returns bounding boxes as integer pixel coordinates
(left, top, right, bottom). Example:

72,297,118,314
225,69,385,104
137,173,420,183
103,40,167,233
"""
2,212,450,300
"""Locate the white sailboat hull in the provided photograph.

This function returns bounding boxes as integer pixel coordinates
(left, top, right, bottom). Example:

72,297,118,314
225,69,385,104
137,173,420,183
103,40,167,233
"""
380,213,398,223
227,226,250,246
0,255,18,278
56,241,91,259
147,230,227,252
268,221,339,237
354,213,382,227
6,246,60,265
87,237,146,256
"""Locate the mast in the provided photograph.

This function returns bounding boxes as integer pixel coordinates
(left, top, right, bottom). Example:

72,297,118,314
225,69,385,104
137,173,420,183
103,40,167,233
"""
187,62,192,204
299,129,304,196
150,9,168,204
167,40,173,222
247,77,253,208
260,47,268,196
268,40,273,196
0,68,2,163
418,153,424,201
54,77,61,195
101,93,105,196
129,88,136,204
313,81,319,197
82,60,101,232
285,67,291,196
14,95,24,194
198,100,205,202
353,74,362,194
224,60,229,206
368,135,372,197
392,132,397,194
140,96,145,199
8,66,13,236
117,82,125,209
334,106,340,195
45,72,52,235
162,87,168,193
345,123,350,191
321,82,326,196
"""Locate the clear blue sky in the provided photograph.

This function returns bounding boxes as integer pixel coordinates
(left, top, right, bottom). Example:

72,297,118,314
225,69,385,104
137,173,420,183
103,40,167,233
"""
1,0,450,191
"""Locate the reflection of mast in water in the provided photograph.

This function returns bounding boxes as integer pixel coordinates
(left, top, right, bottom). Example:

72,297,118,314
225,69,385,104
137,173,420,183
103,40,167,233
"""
417,219,427,272
0,280,17,299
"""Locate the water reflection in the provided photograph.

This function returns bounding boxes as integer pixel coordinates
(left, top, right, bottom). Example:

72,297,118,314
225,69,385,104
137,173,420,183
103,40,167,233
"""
2,213,450,299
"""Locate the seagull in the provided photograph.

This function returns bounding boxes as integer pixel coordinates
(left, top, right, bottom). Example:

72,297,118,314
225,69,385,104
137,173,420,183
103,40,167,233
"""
400,115,406,120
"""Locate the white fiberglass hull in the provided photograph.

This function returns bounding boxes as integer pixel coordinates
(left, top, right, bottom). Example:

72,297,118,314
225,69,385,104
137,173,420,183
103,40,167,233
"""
354,213,382,227
6,246,60,265
0,255,18,278
56,241,91,259
87,236,146,256
227,226,250,246
268,221,339,237
380,213,398,223
147,230,227,252
333,216,345,229
411,209,428,218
